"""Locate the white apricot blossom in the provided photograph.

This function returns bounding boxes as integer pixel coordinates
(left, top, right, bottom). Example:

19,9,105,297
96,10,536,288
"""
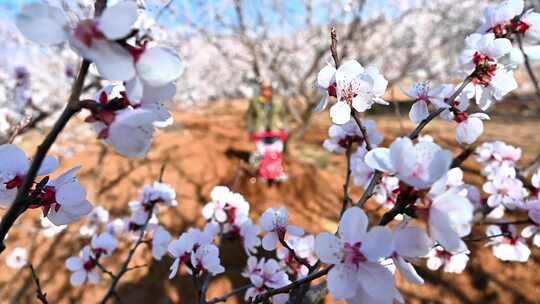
277,235,317,279
6,247,28,269
152,226,172,260
365,137,453,189
0,144,59,208
202,186,250,233
460,33,517,110
426,246,470,273
242,256,291,303
16,1,184,97
483,176,528,209
323,119,382,153
391,225,432,285
65,246,100,287
260,207,304,251
486,224,530,262
42,167,93,226
405,82,453,124
168,224,219,278
90,232,117,258
424,191,474,253
317,60,388,124
314,207,401,302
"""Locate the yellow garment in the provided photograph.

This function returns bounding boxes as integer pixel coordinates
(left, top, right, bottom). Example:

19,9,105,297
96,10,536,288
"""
245,96,288,133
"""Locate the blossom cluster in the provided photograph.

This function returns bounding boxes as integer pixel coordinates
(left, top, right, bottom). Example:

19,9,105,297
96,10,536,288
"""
64,180,177,286
0,144,92,224
309,0,540,301
15,1,184,159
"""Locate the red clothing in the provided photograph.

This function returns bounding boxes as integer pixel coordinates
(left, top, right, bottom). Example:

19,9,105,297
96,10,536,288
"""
251,131,288,182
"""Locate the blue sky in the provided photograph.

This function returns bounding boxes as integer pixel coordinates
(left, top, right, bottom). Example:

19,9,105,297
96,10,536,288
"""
0,0,401,33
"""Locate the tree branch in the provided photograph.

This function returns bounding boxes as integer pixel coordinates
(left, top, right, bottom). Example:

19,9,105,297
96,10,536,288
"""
99,203,154,304
100,164,166,304
516,33,540,100
0,59,91,254
340,144,353,216
330,27,341,68
249,266,333,303
29,264,48,304
207,284,253,304
451,145,477,168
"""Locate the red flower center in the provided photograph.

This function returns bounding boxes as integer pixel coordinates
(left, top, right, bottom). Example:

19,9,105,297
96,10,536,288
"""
74,20,105,48
4,175,23,190
83,260,95,271
126,41,149,63
39,186,60,217
516,21,530,34
343,242,367,266
338,135,365,149
454,112,469,123
327,83,337,98
225,204,237,225
472,52,497,86
435,248,453,259
340,84,357,105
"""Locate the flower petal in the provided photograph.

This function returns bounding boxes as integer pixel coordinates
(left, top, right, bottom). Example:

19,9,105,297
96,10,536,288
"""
65,257,83,271
396,256,424,285
394,226,432,258
327,264,358,300
357,262,399,302
362,226,393,261
339,207,367,244
137,47,184,86
409,100,429,124
97,1,138,40
317,65,336,89
314,232,341,264
364,147,395,173
16,3,68,45
329,102,351,124
262,232,278,251
70,270,86,287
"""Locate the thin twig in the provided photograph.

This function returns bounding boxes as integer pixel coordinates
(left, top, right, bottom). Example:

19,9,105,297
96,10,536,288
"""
101,162,167,304
155,0,175,23
516,33,540,100
29,264,48,304
100,164,166,303
354,171,383,208
126,264,148,272
249,266,333,303
377,192,410,226
451,144,477,168
99,204,154,304
279,238,311,268
463,232,511,242
330,27,340,68
477,219,532,226
93,259,116,279
207,284,253,304
351,111,373,151
340,144,353,217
